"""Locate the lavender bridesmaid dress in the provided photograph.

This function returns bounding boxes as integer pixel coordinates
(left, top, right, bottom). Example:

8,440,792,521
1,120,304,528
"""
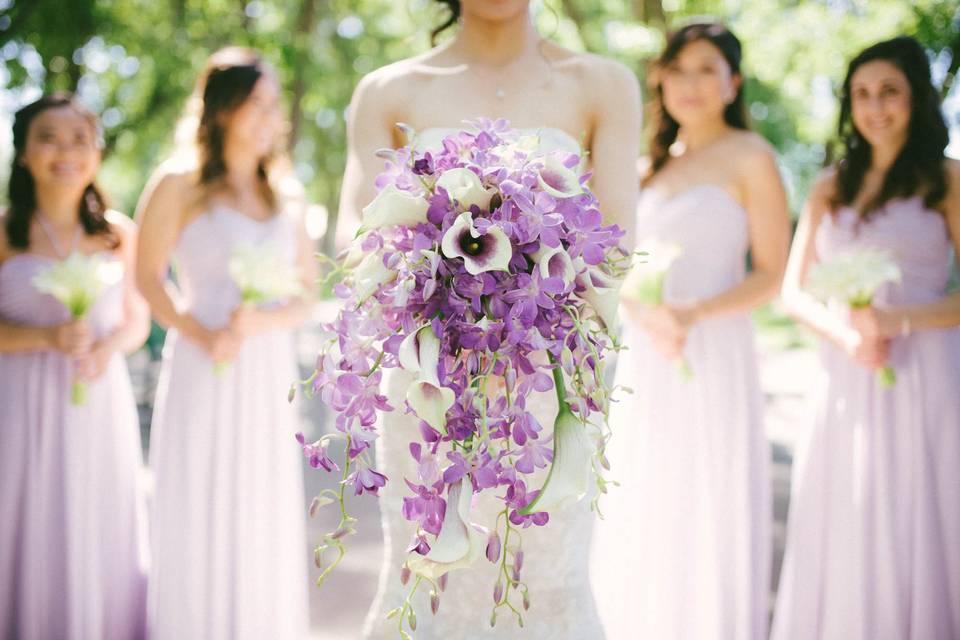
772,198,960,640
590,184,770,640
0,250,148,640
147,205,309,639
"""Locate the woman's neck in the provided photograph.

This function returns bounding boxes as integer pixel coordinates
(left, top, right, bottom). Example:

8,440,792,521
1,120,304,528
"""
676,119,732,154
451,9,538,67
34,188,83,229
221,145,263,192
869,140,905,173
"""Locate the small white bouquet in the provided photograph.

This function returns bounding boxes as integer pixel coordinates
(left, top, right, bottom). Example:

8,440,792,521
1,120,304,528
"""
621,240,692,380
32,252,122,405
228,243,304,305
214,243,303,374
805,247,902,387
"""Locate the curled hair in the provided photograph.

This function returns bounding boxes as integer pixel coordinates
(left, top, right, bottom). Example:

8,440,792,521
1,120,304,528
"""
431,0,461,45
644,21,749,185
5,92,116,250
829,36,948,218
186,47,286,210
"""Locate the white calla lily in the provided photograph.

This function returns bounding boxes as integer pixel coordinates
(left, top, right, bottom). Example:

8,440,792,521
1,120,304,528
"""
404,325,455,431
397,326,426,375
441,212,512,276
532,244,576,286
537,155,583,199
408,479,486,580
522,408,595,513
353,252,397,304
575,262,623,331
435,167,495,211
339,237,368,270
407,381,456,432
361,185,429,231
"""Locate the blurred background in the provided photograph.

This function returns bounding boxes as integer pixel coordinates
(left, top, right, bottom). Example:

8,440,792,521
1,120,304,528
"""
2,1,958,637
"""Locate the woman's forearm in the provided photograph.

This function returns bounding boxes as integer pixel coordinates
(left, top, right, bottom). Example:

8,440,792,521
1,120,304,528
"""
782,288,855,350
0,321,52,353
894,292,960,332
689,268,782,322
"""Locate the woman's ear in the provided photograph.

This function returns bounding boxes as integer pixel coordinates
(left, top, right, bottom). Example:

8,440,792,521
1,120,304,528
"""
728,73,743,105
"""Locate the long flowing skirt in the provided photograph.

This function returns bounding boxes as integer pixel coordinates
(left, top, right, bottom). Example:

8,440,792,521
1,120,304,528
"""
591,314,770,640
0,351,148,640
148,330,309,639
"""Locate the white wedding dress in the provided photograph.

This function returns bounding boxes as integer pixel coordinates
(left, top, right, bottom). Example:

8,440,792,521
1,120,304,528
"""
361,127,605,639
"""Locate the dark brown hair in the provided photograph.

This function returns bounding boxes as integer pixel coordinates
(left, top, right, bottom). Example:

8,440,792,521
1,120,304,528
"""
644,21,749,186
829,36,948,218
193,47,281,209
5,92,116,250
432,0,460,45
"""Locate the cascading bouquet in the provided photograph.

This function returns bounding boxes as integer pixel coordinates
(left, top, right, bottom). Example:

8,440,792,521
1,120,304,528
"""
296,119,628,636
805,246,902,387
32,252,123,405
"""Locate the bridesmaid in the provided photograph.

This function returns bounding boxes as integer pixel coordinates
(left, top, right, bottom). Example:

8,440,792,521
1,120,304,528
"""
136,48,314,639
590,22,790,640
773,36,960,640
0,93,149,639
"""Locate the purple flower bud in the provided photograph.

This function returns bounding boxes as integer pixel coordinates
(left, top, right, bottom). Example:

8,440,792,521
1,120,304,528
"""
514,550,524,573
314,547,323,569
493,580,504,603
512,566,521,582
437,573,448,592
400,565,411,586
430,590,440,615
329,526,353,540
522,588,530,610
308,497,321,518
486,532,502,563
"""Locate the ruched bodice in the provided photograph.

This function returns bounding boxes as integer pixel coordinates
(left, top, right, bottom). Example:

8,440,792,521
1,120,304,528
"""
816,197,953,306
636,183,749,303
0,252,124,338
173,205,298,329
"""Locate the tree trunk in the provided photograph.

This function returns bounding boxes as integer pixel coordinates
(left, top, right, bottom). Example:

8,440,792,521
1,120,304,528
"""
633,0,665,27
288,0,320,153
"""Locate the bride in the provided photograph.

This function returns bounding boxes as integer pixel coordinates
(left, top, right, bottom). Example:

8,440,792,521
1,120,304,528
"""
335,1,640,637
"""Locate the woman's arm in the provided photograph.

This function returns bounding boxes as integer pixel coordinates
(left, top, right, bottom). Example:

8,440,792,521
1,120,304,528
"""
75,212,151,380
781,170,859,347
134,170,208,341
587,57,642,246
685,139,791,322
333,69,403,252
104,212,150,353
